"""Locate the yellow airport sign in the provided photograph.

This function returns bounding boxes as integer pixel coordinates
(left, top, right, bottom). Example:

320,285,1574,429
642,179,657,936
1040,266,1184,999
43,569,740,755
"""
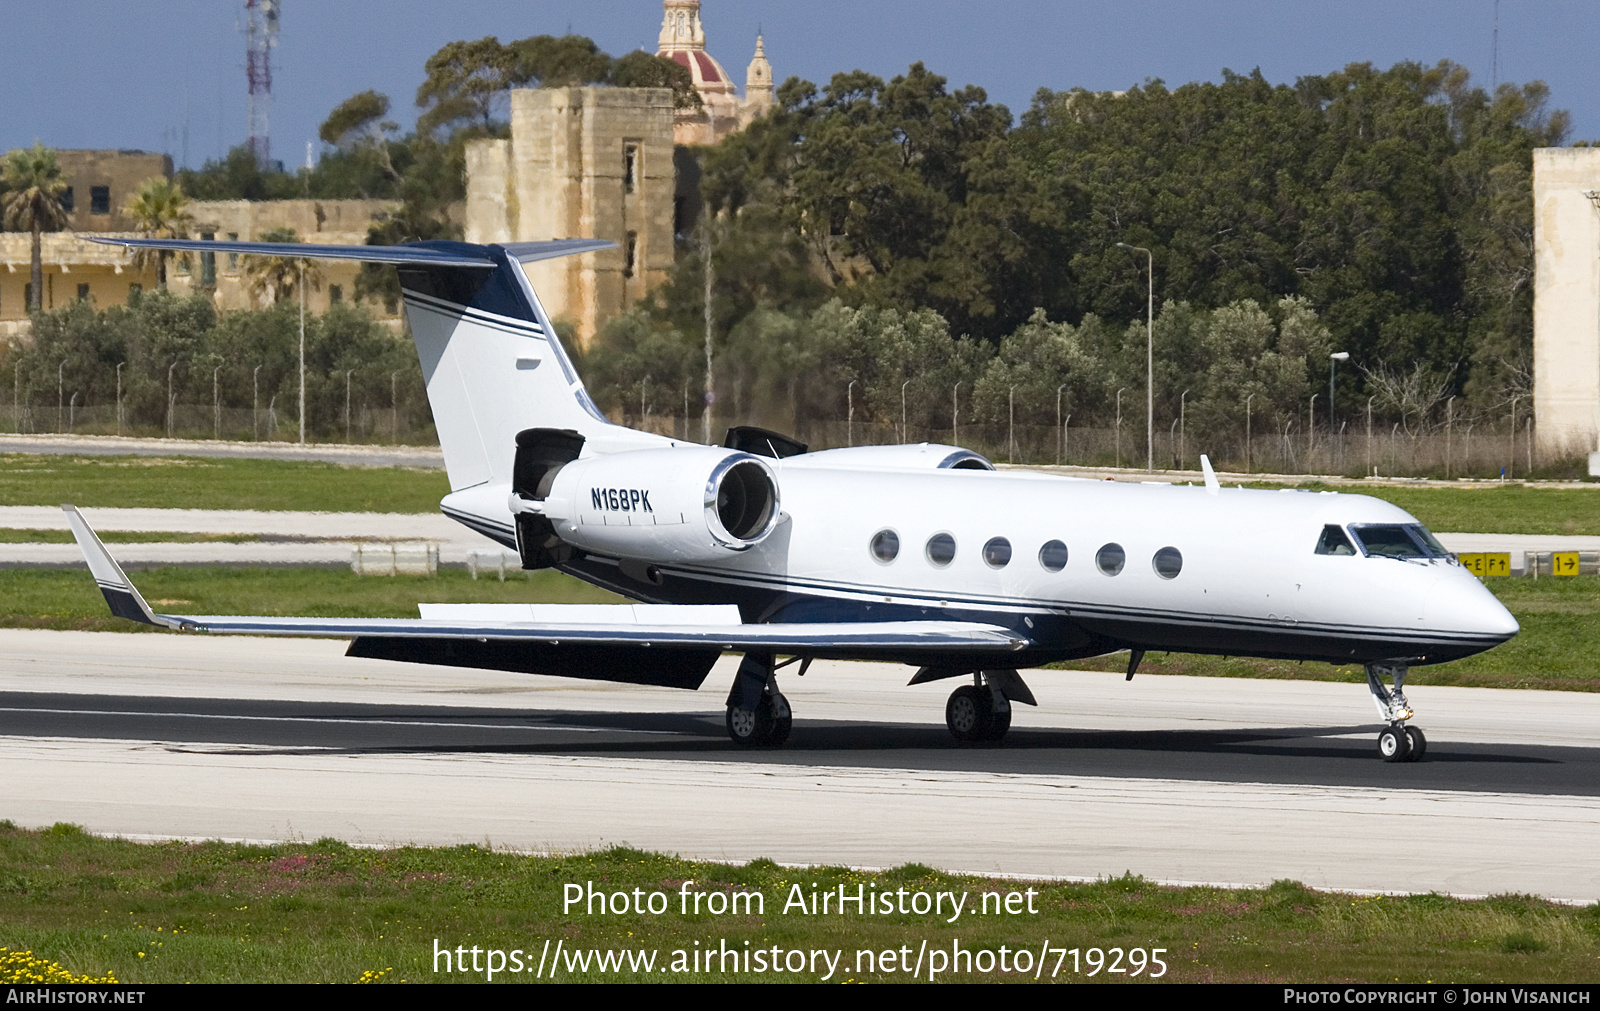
1552,551,1580,577
1458,552,1511,578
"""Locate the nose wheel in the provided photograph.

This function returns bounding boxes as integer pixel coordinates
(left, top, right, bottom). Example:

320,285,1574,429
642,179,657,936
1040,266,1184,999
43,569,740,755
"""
1377,724,1427,762
1366,662,1426,762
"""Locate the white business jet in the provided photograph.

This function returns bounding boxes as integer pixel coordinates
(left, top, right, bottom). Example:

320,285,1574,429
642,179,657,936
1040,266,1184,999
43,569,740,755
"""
70,236,1518,761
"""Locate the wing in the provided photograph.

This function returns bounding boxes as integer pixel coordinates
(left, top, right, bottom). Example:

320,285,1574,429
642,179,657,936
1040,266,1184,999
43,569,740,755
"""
65,506,1028,675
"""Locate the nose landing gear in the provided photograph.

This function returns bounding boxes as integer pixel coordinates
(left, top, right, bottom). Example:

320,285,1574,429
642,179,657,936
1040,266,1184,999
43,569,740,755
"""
1366,662,1425,763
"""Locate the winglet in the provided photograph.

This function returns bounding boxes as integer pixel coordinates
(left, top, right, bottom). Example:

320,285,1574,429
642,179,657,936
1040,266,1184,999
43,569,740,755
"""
1199,454,1221,495
62,505,182,629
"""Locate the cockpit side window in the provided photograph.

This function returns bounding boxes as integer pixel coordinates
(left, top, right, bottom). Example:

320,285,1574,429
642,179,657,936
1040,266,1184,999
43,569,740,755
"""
1408,524,1449,556
1349,523,1430,559
1315,524,1357,556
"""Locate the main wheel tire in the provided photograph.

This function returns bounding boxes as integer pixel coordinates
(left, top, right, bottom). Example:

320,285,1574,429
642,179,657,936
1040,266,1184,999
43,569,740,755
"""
1377,726,1410,762
768,693,792,747
985,704,1012,742
946,685,995,743
1404,726,1427,762
726,699,774,748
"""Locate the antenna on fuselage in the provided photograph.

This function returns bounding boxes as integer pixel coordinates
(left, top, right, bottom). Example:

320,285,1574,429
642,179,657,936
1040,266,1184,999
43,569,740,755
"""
1200,454,1221,495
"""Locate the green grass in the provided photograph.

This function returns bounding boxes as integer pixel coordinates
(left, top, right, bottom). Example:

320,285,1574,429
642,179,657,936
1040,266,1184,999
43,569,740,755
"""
1269,482,1600,536
5,454,1600,533
0,567,623,632
0,528,269,544
0,825,1594,983
1064,576,1600,691
0,454,449,513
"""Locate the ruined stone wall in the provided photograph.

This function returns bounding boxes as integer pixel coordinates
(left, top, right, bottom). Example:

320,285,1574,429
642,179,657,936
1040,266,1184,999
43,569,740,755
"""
465,87,676,347
1532,148,1600,470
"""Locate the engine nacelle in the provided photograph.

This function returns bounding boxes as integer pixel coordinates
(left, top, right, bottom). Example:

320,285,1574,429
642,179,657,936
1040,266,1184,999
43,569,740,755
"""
535,446,781,562
786,443,994,471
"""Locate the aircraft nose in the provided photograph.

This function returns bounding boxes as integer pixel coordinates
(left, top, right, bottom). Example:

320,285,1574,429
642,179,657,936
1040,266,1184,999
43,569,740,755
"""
1445,570,1519,640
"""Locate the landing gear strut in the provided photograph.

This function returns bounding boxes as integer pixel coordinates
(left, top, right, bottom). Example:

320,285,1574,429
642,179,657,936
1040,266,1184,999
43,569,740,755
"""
945,674,1013,743
1366,662,1425,763
725,652,791,748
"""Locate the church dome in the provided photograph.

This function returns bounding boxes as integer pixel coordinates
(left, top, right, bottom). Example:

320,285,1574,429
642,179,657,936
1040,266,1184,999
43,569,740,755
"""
657,0,737,97
663,48,736,95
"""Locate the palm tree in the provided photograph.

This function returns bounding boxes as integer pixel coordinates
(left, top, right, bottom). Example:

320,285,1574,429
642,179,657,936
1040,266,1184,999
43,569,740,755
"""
122,177,194,287
1,143,70,313
242,227,323,305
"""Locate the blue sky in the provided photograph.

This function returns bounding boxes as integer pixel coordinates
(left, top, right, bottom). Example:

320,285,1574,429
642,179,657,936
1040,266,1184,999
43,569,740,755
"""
3,1,1594,167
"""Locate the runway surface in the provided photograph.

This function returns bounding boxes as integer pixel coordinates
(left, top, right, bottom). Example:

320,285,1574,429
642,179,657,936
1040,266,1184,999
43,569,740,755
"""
1,629,1597,901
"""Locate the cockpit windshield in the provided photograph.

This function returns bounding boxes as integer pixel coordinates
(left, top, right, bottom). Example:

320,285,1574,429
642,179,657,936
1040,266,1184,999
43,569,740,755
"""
1348,523,1449,559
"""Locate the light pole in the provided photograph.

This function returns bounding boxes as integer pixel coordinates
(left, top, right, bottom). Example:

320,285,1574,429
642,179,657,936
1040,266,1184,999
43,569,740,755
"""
253,365,262,441
115,362,124,436
57,359,65,434
1308,393,1318,455
847,379,857,447
1245,393,1254,475
213,365,221,440
1115,386,1127,468
1367,395,1376,477
1178,388,1188,468
901,379,910,443
1008,385,1017,463
298,261,306,445
166,361,178,439
1329,352,1349,433
1116,242,1154,471
1445,395,1455,479
1056,384,1066,465
344,369,354,443
952,381,961,445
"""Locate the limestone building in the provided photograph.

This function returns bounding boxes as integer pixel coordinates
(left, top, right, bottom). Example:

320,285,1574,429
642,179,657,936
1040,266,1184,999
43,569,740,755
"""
462,3,775,345
1,149,402,335
464,87,678,347
1532,148,1600,474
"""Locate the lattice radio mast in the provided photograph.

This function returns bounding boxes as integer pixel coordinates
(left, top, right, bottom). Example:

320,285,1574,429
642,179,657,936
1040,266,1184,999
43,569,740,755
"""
245,0,280,167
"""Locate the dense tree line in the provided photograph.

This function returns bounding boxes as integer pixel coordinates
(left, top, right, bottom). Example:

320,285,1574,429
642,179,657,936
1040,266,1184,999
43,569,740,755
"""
600,59,1569,451
26,37,1573,461
0,292,425,442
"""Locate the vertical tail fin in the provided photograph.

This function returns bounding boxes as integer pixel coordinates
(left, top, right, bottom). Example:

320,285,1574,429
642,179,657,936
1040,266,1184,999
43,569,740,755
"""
90,235,668,493
395,240,633,491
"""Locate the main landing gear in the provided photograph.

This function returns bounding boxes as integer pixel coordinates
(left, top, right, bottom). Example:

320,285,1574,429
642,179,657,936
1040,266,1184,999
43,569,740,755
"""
1366,662,1426,763
937,669,1035,744
724,652,793,748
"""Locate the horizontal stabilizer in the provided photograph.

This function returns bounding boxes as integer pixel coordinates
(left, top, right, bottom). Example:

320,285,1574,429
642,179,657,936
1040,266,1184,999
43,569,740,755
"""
91,237,496,267
90,237,616,268
501,239,618,262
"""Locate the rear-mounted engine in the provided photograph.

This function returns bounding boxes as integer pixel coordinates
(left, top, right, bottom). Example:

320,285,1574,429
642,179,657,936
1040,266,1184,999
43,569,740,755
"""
514,442,781,566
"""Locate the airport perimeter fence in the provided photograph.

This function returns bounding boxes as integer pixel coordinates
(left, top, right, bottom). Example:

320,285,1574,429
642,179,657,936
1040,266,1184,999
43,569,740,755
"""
623,413,1563,480
0,401,438,447
0,399,1576,480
